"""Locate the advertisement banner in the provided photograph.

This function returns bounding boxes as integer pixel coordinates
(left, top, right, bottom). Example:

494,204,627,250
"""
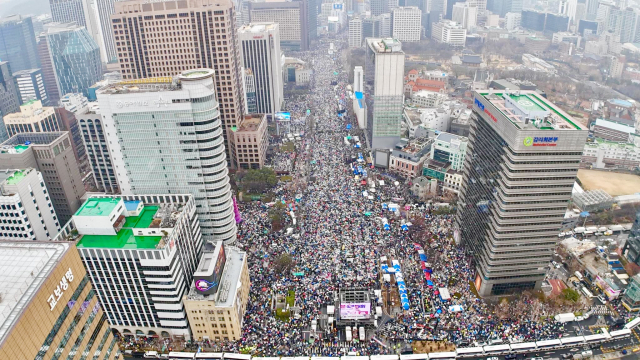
340,303,371,319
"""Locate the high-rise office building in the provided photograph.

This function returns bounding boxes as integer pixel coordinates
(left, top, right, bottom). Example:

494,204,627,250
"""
0,240,119,360
445,0,465,19
505,12,522,30
456,90,588,297
112,0,245,164
0,15,41,73
13,69,49,106
37,34,61,105
0,168,60,240
55,98,89,170
77,104,119,194
238,23,284,116
546,13,570,32
3,100,60,138
392,7,422,42
608,6,637,43
96,69,237,244
559,0,578,23
243,69,258,114
349,17,363,48
452,2,478,30
71,195,203,339
362,17,381,38
0,62,21,142
586,0,600,21
248,0,310,51
521,10,546,32
0,132,86,224
44,23,103,99
364,38,404,150
49,0,106,62
95,0,118,63
370,0,389,16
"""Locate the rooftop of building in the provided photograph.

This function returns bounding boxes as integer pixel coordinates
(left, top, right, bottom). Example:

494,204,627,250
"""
238,22,278,33
367,38,403,53
478,90,584,131
436,132,466,144
608,99,634,108
1,132,66,149
394,137,431,155
76,206,162,249
2,169,27,186
187,246,246,307
4,99,52,121
233,114,266,132
594,118,635,134
0,241,70,345
75,197,120,217
12,69,40,77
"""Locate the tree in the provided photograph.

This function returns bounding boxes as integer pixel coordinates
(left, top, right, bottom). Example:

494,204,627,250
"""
274,253,294,274
562,288,580,302
239,168,278,193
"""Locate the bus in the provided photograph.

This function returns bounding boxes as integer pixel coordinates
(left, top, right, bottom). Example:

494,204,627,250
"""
196,354,223,360
399,355,429,360
535,339,561,349
509,342,537,353
455,347,484,357
559,336,585,346
483,344,510,355
427,352,456,360
223,355,250,360
611,329,632,339
581,287,595,298
169,352,196,360
624,317,640,330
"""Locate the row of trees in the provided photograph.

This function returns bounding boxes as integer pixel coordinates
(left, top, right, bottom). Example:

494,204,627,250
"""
236,168,278,193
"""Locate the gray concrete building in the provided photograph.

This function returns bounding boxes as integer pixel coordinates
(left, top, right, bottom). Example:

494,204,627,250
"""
456,90,588,297
0,132,86,225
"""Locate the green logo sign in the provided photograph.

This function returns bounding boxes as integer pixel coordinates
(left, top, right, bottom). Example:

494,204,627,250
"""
523,137,533,147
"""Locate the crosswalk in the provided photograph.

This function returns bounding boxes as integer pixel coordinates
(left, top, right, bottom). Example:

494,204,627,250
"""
591,305,613,316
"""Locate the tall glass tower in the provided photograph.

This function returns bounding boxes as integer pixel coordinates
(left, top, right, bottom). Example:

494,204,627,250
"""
45,23,102,99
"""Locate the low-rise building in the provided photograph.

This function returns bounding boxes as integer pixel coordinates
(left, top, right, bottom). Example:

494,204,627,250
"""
410,176,437,199
411,90,446,108
0,168,60,240
592,118,635,142
389,138,432,178
283,57,312,85
183,241,250,342
581,139,640,170
0,240,119,360
572,189,614,212
522,53,556,73
431,132,468,171
227,114,268,169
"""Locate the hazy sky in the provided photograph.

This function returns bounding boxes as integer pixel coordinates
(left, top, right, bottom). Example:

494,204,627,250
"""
0,0,51,18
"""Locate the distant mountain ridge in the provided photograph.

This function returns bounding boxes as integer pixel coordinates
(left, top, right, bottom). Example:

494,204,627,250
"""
0,0,51,18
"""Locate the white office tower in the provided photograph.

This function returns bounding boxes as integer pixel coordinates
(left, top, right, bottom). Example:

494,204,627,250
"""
559,0,578,23
354,66,364,93
72,195,202,339
364,38,405,150
452,2,478,30
379,13,392,37
13,69,49,106
432,20,467,47
95,0,118,62
49,0,106,62
505,12,522,30
238,23,283,116
0,168,60,240
349,17,363,48
97,69,237,244
392,7,422,42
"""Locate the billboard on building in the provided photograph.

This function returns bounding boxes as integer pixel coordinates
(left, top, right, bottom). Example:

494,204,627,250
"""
275,112,291,121
194,242,227,294
340,303,370,319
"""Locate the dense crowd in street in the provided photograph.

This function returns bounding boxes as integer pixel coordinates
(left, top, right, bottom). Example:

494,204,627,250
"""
197,36,579,357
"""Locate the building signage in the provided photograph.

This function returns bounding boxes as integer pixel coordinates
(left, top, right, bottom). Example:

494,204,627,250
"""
475,98,497,122
253,35,264,39
523,136,558,147
116,97,171,109
47,268,74,311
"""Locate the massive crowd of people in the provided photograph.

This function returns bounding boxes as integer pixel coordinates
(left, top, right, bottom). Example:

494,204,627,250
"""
213,37,576,357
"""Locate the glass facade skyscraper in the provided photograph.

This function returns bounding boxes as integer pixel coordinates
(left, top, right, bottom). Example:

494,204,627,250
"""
0,61,21,142
456,91,588,297
0,15,40,73
45,23,102,99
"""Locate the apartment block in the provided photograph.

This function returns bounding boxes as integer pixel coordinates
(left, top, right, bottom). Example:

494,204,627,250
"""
112,0,245,164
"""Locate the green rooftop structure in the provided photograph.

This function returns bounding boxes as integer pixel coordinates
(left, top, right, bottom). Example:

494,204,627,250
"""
4,170,27,185
76,205,161,249
75,197,120,217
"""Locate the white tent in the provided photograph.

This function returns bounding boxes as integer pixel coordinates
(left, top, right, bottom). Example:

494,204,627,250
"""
439,287,451,300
